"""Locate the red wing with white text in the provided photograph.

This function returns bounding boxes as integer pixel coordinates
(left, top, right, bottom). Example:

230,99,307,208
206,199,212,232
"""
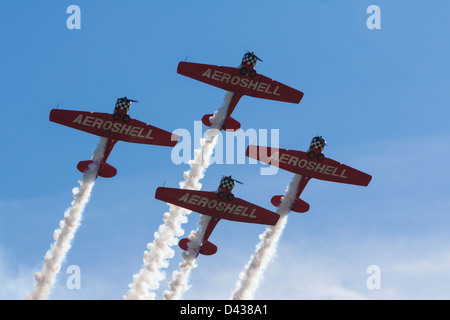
49,97,179,178
246,147,372,187
177,62,303,103
246,136,372,213
49,110,177,147
155,176,279,256
177,52,304,131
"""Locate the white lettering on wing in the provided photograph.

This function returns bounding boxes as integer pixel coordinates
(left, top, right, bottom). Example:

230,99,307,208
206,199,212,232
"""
71,114,154,140
276,152,348,179
176,192,257,219
201,68,282,97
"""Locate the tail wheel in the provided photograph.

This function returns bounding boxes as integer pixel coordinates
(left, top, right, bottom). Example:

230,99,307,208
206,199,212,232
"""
307,151,316,159
239,67,248,75
217,191,225,199
226,193,234,201
316,153,325,161
122,114,131,122
113,112,121,121
248,70,257,77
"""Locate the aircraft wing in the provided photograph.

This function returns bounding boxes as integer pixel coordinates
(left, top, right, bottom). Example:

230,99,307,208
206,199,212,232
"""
247,145,372,187
177,61,304,103
155,187,279,226
49,109,178,147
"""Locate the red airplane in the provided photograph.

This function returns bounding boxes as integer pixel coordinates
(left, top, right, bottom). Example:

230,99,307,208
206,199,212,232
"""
246,136,372,213
49,97,179,178
155,176,280,256
177,52,304,131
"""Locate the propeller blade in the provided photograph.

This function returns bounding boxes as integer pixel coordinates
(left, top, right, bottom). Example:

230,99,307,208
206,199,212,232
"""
223,175,244,184
246,50,263,62
121,97,139,103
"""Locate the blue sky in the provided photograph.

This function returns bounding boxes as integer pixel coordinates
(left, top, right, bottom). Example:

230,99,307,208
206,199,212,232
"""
1,0,450,299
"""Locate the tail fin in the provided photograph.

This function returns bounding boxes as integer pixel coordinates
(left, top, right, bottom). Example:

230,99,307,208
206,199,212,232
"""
271,195,310,213
179,238,217,256
201,114,241,131
77,160,117,178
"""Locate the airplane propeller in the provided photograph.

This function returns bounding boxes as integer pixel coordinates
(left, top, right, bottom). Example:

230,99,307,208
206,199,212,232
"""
246,51,263,62
223,175,244,185
121,96,139,103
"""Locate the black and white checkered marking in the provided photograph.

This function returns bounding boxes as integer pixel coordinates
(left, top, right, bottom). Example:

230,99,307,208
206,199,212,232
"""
310,136,326,151
241,52,258,67
220,177,235,190
115,98,131,111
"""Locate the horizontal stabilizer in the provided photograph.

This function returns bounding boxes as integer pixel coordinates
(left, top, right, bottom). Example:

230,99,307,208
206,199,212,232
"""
223,116,241,131
201,114,214,127
271,195,310,213
179,238,217,256
77,160,117,178
200,241,218,255
201,114,241,131
178,238,190,252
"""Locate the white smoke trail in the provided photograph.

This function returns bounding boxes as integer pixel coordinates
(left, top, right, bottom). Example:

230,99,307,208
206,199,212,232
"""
231,174,303,300
163,214,211,300
124,92,233,300
27,137,107,300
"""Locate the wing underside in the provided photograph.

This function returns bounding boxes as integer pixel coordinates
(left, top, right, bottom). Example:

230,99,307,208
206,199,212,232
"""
155,187,279,226
177,61,304,103
247,145,372,186
50,109,178,147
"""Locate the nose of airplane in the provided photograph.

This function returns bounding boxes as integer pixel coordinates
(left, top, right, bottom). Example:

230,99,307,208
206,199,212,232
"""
220,176,236,190
310,136,326,151
241,52,258,67
115,97,138,111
